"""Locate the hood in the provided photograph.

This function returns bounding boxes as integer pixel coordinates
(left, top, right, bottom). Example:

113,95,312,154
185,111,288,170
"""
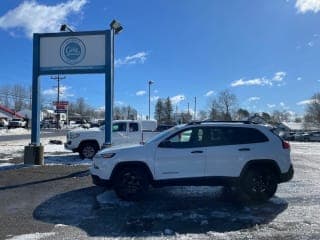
98,144,142,154
69,127,101,134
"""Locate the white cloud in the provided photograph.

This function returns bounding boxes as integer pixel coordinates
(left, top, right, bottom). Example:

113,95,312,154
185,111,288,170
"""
248,97,260,102
150,96,160,102
136,90,146,96
297,77,302,81
115,52,148,67
272,71,286,81
280,102,286,107
170,94,186,105
204,90,214,97
296,99,318,105
231,71,287,87
0,0,87,38
296,0,320,13
115,101,125,106
267,104,276,108
42,85,74,98
308,41,315,47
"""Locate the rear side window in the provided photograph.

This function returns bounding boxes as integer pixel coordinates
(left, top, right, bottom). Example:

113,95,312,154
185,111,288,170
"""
112,122,127,132
206,127,269,146
129,123,139,132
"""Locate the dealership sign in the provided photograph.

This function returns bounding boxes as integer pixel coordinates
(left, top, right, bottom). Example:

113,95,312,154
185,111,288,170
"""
37,31,110,75
31,30,113,147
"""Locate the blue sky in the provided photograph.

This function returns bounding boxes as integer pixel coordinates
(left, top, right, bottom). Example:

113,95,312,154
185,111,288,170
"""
0,0,320,118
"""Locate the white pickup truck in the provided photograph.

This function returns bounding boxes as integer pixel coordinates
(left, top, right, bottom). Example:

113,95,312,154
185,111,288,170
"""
65,120,160,159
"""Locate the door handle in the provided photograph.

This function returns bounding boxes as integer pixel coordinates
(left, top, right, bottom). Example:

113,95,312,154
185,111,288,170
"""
238,148,250,151
191,150,203,154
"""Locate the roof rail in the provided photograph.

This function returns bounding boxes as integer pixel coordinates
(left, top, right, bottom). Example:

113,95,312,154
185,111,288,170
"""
187,120,256,125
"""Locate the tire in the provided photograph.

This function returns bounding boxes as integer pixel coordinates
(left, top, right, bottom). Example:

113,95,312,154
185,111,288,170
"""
79,142,98,159
113,167,149,201
240,167,278,202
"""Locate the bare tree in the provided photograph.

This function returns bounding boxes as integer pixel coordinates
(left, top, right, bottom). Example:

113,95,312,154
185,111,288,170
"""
303,93,320,128
198,110,208,121
209,90,237,120
235,108,250,120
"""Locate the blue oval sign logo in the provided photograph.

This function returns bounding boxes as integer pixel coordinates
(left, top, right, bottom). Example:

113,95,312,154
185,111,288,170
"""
60,38,86,65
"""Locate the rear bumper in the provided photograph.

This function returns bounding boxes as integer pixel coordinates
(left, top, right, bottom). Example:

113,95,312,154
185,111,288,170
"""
91,174,112,188
279,164,294,183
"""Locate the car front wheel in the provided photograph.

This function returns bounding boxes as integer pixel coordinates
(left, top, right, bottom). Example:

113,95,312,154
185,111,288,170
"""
113,167,149,201
79,142,98,159
241,167,278,202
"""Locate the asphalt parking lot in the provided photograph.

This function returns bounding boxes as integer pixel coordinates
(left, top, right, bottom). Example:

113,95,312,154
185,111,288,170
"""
0,141,319,239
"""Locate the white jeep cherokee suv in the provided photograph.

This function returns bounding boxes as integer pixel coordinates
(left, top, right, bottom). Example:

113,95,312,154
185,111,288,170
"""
90,121,294,202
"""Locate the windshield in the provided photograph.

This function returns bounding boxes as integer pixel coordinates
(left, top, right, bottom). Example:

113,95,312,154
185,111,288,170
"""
145,125,183,144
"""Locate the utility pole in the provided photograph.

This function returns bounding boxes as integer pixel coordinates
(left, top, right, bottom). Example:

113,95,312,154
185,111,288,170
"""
194,96,197,120
148,80,154,120
187,102,190,114
51,75,65,129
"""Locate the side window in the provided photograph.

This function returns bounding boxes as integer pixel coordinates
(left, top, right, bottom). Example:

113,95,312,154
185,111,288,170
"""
112,122,127,132
129,123,139,132
160,128,204,148
235,127,269,144
206,127,230,146
206,127,268,146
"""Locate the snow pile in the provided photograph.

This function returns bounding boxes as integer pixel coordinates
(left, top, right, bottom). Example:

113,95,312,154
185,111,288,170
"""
5,232,55,240
0,136,92,168
0,128,30,136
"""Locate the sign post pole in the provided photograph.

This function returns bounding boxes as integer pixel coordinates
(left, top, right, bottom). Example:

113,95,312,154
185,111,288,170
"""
24,28,116,164
103,29,113,147
25,34,44,165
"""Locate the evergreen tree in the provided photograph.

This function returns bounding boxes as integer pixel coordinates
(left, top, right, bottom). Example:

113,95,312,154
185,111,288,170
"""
164,97,173,124
154,98,164,123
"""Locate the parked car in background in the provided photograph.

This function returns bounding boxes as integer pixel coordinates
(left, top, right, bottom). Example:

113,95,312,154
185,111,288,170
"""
8,118,26,129
91,121,294,202
305,132,320,142
65,120,160,159
156,124,175,132
69,119,90,129
0,119,8,128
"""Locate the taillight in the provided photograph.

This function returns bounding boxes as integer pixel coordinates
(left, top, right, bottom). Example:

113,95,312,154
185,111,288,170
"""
282,140,290,149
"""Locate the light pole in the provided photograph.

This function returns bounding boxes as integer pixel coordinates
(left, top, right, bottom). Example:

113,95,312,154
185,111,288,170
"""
51,75,65,129
194,96,197,120
148,80,154,120
102,19,123,147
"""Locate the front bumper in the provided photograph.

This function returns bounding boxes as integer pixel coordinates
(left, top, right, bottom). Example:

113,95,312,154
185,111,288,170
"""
279,164,294,183
91,174,112,188
64,142,78,152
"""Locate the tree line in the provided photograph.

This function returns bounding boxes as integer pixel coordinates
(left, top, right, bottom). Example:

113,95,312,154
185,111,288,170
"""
1,83,319,127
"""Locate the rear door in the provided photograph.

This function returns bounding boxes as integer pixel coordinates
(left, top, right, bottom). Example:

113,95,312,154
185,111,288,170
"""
154,127,206,180
204,126,270,177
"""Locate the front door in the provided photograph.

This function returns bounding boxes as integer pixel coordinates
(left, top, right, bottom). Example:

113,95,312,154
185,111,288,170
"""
154,127,206,180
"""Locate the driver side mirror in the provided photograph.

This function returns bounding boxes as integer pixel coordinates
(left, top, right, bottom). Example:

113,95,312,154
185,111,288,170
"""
158,140,171,148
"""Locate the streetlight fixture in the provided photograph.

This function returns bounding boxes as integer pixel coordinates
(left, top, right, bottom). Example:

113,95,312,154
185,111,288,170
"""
110,19,123,34
148,80,154,120
60,24,74,32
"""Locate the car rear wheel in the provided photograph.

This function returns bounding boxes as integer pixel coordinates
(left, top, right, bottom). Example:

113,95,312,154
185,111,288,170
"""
113,167,149,201
241,167,278,202
79,142,98,159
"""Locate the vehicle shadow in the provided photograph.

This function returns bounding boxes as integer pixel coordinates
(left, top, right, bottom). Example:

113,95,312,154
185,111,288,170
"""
33,186,288,237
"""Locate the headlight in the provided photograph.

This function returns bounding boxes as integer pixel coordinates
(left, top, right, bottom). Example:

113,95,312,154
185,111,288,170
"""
102,153,116,159
70,132,80,139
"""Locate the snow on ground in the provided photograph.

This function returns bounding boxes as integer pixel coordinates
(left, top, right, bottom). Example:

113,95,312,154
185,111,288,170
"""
0,128,30,136
5,232,55,240
2,140,320,239
0,135,91,169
